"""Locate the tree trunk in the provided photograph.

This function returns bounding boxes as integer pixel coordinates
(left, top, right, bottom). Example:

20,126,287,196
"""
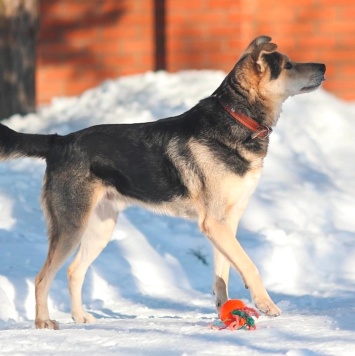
0,0,39,120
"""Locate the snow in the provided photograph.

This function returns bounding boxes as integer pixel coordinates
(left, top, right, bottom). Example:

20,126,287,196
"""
0,70,355,355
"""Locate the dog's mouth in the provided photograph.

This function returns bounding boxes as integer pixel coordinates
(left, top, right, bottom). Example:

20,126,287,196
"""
301,84,321,92
301,76,326,92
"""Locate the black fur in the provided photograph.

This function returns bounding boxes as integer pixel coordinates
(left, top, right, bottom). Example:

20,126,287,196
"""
0,124,56,159
264,52,283,80
54,97,262,203
0,88,266,204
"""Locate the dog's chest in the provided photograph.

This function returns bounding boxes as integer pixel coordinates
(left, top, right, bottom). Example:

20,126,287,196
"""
222,160,263,216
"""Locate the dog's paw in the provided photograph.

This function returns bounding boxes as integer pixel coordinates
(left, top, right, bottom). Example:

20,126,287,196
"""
215,297,228,316
35,318,59,330
72,311,97,324
254,298,281,317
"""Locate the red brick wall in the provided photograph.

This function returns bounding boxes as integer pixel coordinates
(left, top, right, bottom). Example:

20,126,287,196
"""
37,0,154,102
37,0,355,103
166,0,243,71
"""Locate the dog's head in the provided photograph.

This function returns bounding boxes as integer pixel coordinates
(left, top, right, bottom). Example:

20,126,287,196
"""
233,36,326,102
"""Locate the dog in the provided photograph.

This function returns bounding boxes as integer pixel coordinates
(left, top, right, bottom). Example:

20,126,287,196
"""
0,36,325,329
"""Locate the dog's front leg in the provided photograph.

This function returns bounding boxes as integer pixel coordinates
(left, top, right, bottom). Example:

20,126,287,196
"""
213,248,230,314
201,216,281,316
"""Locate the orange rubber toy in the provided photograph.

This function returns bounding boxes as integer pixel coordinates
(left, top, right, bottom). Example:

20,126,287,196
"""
211,299,259,330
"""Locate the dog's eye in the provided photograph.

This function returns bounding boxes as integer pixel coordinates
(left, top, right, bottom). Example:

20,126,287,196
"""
284,62,293,70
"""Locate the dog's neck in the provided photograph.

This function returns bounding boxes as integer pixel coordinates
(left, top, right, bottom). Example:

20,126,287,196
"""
214,93,272,139
213,73,282,128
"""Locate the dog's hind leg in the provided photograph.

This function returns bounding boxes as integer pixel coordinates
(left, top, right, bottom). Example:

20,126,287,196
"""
35,177,105,329
35,232,81,330
35,214,87,329
213,248,230,314
67,196,118,324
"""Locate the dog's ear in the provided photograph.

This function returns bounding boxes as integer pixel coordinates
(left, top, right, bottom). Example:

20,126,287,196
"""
251,42,278,73
243,35,272,55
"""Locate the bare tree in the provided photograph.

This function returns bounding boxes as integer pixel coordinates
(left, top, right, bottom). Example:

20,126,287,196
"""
0,0,39,120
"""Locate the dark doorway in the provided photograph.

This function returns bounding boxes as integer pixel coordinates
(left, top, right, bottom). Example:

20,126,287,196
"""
153,0,166,71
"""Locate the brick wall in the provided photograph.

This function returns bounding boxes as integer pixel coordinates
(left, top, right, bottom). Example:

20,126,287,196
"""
37,0,355,103
37,0,154,102
166,0,244,72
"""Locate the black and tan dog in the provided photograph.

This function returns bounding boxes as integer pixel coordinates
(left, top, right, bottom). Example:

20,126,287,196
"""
0,36,325,329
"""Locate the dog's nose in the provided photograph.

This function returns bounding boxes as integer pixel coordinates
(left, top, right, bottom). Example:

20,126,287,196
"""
319,63,326,73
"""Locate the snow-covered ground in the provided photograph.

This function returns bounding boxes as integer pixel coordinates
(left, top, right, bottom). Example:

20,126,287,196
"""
0,71,354,355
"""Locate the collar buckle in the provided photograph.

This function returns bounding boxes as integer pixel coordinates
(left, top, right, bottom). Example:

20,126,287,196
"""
251,126,273,139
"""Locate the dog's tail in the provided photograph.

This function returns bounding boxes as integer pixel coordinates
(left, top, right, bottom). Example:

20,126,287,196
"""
0,123,56,161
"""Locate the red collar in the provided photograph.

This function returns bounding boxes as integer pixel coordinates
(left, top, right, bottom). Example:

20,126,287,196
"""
216,95,272,139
